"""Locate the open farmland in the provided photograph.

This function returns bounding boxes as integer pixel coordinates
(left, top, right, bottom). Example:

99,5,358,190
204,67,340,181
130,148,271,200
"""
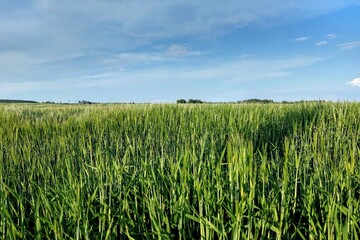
0,103,359,239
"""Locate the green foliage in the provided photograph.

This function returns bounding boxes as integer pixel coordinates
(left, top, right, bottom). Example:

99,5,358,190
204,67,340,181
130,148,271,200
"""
0,99,38,103
176,99,203,104
176,99,187,104
78,100,95,104
0,102,359,239
238,99,274,104
188,99,204,103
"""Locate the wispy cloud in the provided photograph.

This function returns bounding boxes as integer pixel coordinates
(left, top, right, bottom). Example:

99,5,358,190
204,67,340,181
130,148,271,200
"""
239,54,254,59
100,56,324,86
165,44,202,57
348,78,360,87
102,52,164,66
327,33,337,39
81,72,118,79
0,55,325,96
0,0,357,102
1,1,356,58
337,41,360,50
101,44,202,68
0,80,72,93
294,37,309,41
316,41,328,46
0,76,118,95
0,1,355,65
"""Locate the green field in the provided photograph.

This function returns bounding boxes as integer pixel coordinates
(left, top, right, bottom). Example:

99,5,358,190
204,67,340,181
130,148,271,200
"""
0,103,359,239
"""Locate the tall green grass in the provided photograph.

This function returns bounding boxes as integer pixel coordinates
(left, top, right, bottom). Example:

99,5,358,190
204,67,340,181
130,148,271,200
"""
0,102,359,239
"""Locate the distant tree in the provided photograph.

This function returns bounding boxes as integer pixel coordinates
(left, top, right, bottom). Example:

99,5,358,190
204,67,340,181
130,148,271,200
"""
176,99,187,104
0,99,37,103
78,100,94,104
188,99,203,104
239,99,274,104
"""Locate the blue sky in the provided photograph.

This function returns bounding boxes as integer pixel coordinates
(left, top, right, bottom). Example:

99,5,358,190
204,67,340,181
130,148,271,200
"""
0,0,359,102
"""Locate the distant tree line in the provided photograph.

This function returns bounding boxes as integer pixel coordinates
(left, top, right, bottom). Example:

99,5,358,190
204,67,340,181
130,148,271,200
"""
237,99,274,104
176,98,328,104
44,100,97,104
176,98,275,104
0,99,38,103
78,100,96,104
176,99,204,104
1,98,328,105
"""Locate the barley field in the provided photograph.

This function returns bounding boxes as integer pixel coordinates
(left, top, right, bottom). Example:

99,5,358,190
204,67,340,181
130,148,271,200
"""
0,102,359,239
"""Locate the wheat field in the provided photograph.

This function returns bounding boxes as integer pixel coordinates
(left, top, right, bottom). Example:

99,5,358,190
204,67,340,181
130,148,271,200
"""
0,102,359,239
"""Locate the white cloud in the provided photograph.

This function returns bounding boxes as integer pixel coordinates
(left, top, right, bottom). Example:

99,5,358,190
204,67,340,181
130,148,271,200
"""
327,33,337,39
239,54,254,59
0,55,325,96
103,56,324,84
81,72,116,79
0,80,65,93
165,44,201,57
100,45,202,68
0,77,115,94
316,41,328,46
0,0,356,101
0,51,48,80
294,37,309,41
1,0,357,57
337,42,360,50
81,68,127,79
102,52,164,66
348,78,360,87
0,51,45,66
